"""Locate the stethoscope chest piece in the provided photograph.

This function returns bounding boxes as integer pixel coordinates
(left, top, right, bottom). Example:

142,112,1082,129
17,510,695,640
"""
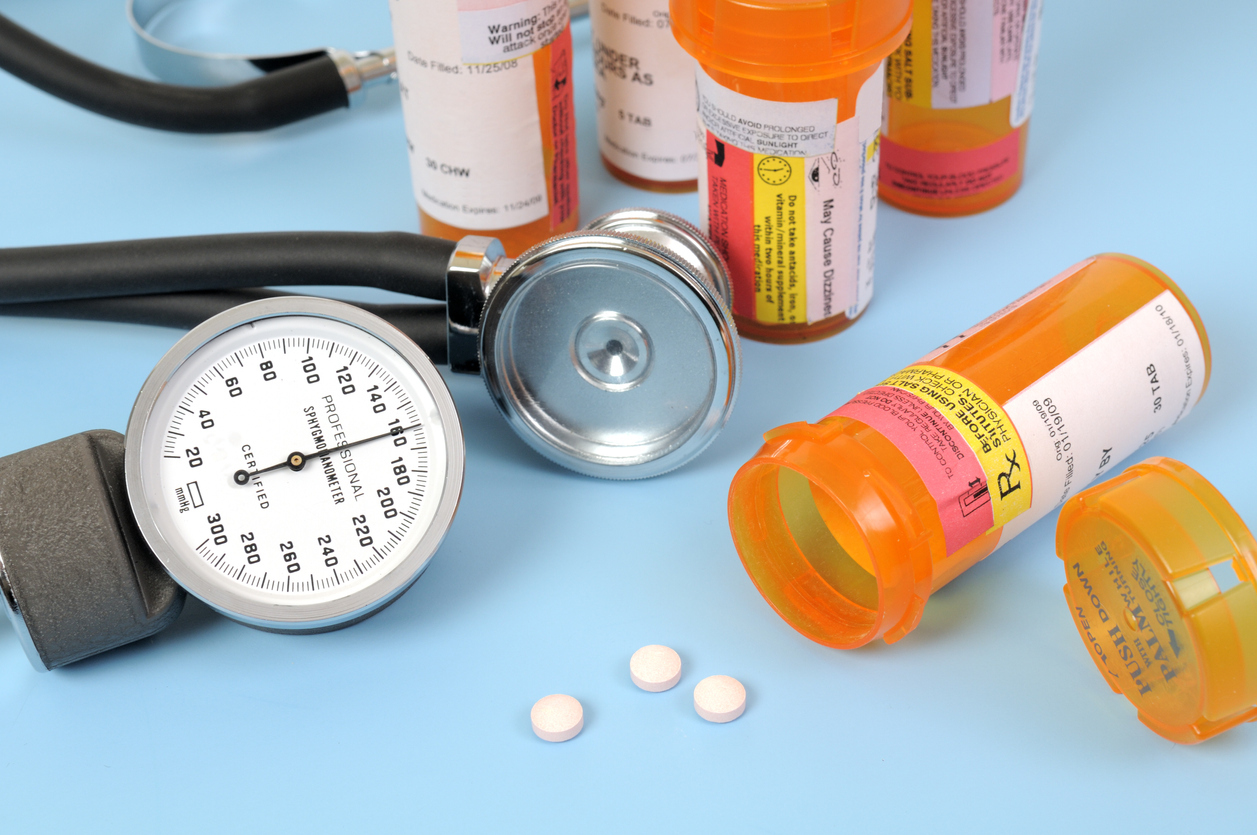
479,220,740,480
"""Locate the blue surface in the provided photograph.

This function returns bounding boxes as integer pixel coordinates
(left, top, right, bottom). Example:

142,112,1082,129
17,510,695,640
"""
2,1,1255,830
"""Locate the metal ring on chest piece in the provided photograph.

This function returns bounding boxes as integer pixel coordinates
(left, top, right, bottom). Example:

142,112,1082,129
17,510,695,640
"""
582,208,734,307
479,232,740,480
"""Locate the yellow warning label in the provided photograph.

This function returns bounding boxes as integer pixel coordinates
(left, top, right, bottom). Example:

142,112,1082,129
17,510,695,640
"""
885,0,932,104
751,154,806,324
882,365,1032,528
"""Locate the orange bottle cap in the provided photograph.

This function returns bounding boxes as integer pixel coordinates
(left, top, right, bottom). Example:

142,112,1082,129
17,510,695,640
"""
1057,457,1257,743
670,0,911,81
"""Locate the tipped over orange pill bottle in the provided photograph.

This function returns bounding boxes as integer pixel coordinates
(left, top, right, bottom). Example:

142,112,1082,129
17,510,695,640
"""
1058,458,1257,744
728,254,1211,648
880,0,1044,216
391,0,580,256
670,0,911,343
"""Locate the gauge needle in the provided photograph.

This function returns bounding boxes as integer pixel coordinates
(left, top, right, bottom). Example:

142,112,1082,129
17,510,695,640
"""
232,424,421,486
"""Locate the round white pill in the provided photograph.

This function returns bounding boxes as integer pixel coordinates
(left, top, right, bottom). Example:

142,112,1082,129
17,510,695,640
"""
629,645,682,692
693,675,746,723
531,694,584,742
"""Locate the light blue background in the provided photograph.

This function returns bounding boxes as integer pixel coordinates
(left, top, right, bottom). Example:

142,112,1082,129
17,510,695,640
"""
1,1,1254,830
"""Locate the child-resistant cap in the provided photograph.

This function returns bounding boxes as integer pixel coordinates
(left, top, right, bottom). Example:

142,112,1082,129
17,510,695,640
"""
1057,457,1257,744
669,0,911,81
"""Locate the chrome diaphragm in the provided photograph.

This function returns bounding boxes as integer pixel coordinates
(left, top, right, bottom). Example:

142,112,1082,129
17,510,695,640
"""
455,209,740,480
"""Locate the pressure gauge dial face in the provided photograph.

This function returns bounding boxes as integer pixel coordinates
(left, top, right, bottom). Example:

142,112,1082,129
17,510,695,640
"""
125,298,464,632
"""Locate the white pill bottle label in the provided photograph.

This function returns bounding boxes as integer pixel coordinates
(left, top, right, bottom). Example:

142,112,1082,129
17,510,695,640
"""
391,0,573,229
997,287,1206,544
886,0,1044,127
591,0,698,184
697,65,884,326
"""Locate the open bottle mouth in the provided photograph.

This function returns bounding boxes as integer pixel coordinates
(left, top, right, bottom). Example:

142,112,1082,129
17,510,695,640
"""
729,460,883,648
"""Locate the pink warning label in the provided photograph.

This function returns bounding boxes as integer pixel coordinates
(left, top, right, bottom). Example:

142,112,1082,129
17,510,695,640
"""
704,131,755,320
880,128,1022,200
833,386,993,555
548,25,577,227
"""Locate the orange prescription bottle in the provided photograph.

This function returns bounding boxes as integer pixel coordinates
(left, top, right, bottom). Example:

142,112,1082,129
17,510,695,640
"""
670,0,911,344
592,0,699,192
390,0,579,256
880,0,1044,216
1058,458,1257,744
728,254,1211,648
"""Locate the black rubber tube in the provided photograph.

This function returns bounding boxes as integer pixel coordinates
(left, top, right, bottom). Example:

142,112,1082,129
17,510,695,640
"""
0,13,349,132
0,232,457,303
0,290,451,365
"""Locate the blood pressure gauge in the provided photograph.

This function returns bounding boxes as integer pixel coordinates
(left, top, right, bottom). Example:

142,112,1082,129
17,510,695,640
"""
124,297,464,632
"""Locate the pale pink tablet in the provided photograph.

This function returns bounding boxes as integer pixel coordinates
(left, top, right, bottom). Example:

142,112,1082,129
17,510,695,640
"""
530,694,584,742
693,675,746,723
629,645,683,692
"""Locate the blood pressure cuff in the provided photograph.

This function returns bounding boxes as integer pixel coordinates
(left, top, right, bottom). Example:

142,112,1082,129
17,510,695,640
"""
0,430,184,669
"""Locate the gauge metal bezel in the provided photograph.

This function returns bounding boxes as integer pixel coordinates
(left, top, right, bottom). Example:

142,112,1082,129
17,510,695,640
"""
124,297,464,632
0,540,47,670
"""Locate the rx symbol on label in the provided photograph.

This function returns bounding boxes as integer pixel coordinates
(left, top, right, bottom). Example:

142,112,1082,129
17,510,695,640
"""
997,450,1023,500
